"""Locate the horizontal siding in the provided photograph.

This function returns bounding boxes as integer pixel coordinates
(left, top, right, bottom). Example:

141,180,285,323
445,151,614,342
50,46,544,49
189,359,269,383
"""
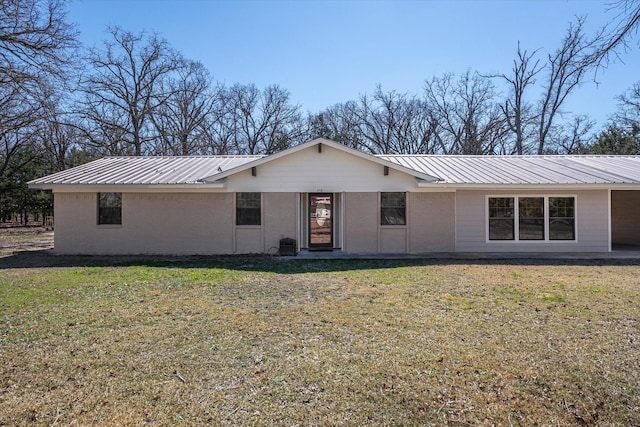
227,145,417,193
455,190,609,252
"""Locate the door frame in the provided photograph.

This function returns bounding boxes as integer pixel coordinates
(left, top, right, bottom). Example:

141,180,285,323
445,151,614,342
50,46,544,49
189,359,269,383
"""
308,193,334,250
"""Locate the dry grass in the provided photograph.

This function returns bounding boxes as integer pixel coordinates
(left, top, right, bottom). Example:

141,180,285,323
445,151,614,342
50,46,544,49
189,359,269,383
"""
0,227,53,257
1,257,639,426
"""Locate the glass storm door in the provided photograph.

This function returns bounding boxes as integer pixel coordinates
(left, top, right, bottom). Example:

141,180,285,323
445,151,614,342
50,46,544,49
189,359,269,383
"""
309,193,333,249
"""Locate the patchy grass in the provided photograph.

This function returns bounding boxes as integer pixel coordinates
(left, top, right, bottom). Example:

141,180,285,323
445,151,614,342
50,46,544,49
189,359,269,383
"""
1,259,639,425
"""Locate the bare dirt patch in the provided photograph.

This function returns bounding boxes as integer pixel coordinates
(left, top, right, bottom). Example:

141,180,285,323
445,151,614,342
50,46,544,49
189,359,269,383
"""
0,227,53,257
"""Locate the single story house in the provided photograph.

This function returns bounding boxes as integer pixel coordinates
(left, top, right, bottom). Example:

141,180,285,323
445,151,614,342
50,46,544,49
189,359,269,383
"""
28,138,640,255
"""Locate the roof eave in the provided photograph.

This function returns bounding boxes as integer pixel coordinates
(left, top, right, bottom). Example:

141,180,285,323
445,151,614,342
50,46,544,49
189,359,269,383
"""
28,182,226,192
417,182,640,190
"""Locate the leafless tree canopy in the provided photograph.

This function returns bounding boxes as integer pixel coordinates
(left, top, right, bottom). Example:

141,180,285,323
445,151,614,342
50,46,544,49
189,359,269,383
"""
150,60,216,156
0,0,77,87
593,0,640,68
0,0,77,180
2,0,640,221
79,27,183,156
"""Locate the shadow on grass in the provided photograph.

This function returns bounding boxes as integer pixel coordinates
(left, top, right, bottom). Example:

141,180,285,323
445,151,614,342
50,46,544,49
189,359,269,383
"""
1,249,640,272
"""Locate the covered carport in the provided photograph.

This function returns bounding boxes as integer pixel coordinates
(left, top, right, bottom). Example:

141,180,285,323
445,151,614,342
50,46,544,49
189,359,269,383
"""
611,190,640,249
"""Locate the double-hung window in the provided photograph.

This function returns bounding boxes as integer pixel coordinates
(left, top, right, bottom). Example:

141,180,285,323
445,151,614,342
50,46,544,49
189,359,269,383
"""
381,192,406,225
98,192,122,225
488,197,514,240
518,197,545,240
236,192,261,226
549,197,575,240
488,196,575,242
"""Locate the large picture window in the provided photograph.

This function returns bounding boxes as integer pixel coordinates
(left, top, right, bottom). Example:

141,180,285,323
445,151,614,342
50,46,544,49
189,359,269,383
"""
488,196,575,242
98,192,122,225
381,192,406,225
236,192,261,226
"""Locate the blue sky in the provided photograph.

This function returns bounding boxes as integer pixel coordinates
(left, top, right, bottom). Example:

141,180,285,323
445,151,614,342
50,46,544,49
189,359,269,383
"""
67,0,640,129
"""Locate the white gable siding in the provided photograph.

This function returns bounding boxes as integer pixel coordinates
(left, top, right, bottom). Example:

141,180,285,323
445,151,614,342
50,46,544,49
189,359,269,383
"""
455,190,609,252
226,144,417,193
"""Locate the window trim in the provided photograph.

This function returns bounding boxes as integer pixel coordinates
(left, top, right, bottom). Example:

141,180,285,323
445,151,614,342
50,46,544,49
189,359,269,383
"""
486,195,577,243
97,192,122,226
235,192,262,226
380,192,407,226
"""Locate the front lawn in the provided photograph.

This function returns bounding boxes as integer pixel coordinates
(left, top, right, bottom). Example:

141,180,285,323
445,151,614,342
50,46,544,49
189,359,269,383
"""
1,258,639,425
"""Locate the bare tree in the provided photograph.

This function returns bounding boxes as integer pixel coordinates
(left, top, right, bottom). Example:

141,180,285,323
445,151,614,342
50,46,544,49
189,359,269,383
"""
592,0,640,68
0,0,77,171
150,60,216,155
307,101,366,151
489,43,543,154
0,0,77,90
79,27,182,156
552,114,596,154
222,83,303,154
345,87,436,154
537,18,603,154
613,81,640,134
199,83,237,155
0,85,39,177
38,98,90,172
424,71,507,154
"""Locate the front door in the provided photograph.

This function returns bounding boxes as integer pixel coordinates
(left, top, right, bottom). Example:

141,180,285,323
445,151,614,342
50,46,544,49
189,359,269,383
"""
309,193,333,250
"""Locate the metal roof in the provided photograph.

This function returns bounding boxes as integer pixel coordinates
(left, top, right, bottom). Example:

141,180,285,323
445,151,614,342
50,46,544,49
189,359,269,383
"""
377,155,640,185
28,156,263,186
28,149,640,189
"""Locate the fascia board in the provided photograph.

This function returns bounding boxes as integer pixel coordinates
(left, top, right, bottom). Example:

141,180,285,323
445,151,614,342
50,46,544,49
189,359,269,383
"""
417,182,640,190
30,183,226,192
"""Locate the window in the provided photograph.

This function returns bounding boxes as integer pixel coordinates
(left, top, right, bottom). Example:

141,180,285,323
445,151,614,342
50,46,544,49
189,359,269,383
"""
549,197,575,240
519,197,544,240
488,197,514,240
98,192,122,225
381,192,406,225
488,196,576,242
236,192,261,226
